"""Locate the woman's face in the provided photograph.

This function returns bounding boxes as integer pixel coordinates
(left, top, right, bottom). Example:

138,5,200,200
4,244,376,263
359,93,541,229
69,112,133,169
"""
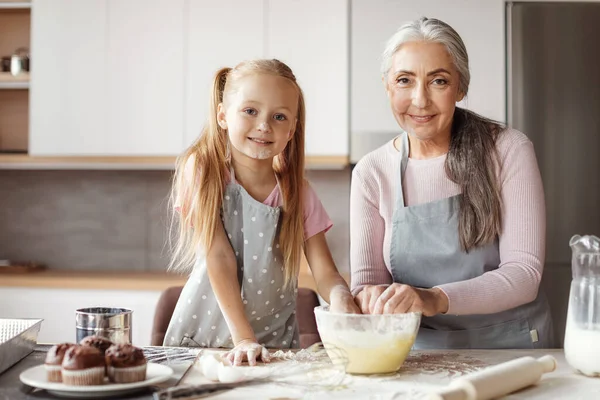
384,41,464,141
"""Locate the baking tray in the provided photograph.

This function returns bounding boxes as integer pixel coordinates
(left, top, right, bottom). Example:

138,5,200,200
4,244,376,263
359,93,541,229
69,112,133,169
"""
0,318,43,375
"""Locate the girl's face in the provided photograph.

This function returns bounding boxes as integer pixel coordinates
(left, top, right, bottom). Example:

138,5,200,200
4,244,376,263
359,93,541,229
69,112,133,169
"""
217,73,298,161
384,41,464,141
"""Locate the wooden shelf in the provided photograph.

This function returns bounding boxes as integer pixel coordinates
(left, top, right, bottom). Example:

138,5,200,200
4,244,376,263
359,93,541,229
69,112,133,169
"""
0,2,30,10
0,4,30,151
0,72,29,89
0,81,28,89
0,154,349,170
0,89,28,152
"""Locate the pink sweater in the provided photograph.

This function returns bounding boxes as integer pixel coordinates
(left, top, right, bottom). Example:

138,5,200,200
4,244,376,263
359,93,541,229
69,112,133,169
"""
350,129,546,315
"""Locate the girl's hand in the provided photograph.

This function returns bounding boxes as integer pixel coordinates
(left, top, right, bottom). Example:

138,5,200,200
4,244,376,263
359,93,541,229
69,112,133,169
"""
223,339,271,366
359,283,448,317
329,286,362,314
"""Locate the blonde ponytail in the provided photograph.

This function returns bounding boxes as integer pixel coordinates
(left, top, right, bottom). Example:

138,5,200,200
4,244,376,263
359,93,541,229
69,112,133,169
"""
168,67,231,273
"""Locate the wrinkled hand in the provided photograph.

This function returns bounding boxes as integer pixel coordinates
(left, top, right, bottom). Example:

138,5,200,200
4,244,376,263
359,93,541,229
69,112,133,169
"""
355,284,448,317
354,285,388,314
329,287,362,314
223,339,270,366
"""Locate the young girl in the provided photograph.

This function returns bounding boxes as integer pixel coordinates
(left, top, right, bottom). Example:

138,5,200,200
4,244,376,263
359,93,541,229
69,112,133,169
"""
164,59,359,365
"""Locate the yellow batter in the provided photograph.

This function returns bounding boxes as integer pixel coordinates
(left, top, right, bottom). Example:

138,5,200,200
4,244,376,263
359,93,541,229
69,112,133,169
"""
321,334,416,374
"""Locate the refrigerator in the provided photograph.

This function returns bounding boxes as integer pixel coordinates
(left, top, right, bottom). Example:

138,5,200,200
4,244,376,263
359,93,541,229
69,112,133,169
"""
508,2,600,268
508,2,600,344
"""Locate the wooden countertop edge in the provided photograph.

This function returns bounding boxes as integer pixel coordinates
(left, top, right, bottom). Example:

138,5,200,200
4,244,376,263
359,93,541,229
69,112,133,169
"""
0,269,322,292
0,155,349,170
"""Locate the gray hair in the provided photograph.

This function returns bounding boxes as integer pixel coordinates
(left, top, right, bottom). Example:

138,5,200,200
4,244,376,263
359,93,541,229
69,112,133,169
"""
381,17,470,97
382,17,505,252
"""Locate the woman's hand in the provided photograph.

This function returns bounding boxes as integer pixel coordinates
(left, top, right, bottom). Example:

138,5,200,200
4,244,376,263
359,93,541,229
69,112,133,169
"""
223,339,270,366
329,285,362,314
354,285,388,314
355,284,449,317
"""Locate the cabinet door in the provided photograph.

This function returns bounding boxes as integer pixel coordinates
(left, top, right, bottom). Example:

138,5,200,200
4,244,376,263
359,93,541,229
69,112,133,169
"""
30,0,108,155
184,0,264,148
351,0,504,154
106,0,185,155
266,0,349,157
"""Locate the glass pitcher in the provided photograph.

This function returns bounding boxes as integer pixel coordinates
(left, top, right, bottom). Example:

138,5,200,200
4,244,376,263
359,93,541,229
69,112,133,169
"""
564,234,600,376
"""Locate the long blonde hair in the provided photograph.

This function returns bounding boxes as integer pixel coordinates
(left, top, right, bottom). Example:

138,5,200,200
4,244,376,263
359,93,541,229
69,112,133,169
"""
169,59,306,288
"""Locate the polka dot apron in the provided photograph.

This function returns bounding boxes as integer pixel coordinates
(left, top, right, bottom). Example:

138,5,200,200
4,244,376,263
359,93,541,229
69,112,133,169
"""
164,171,299,348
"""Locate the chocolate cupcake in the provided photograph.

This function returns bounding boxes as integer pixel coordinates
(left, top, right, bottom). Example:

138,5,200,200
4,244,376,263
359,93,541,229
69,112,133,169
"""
45,343,75,382
61,345,106,386
105,344,147,383
79,335,113,355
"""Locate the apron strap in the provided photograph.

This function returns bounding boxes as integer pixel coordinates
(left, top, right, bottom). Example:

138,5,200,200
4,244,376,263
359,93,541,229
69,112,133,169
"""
396,132,410,209
229,164,280,195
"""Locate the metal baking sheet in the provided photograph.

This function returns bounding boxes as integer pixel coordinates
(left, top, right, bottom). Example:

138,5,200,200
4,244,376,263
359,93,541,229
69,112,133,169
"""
0,318,43,375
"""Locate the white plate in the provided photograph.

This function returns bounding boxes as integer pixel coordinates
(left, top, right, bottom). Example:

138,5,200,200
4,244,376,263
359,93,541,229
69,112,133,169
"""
19,363,173,398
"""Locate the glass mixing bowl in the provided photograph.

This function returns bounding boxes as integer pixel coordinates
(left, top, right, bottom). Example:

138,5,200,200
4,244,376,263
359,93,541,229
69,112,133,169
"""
314,306,421,374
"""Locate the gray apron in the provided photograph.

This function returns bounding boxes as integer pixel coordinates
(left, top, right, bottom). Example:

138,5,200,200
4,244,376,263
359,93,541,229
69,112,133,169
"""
390,132,554,349
164,169,299,348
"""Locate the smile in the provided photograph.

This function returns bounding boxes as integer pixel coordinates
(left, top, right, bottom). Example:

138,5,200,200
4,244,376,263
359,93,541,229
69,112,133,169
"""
409,115,435,123
248,138,273,145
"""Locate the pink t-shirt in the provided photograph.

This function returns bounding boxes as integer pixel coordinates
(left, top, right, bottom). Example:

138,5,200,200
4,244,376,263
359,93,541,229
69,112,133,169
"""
179,158,332,241
258,181,333,241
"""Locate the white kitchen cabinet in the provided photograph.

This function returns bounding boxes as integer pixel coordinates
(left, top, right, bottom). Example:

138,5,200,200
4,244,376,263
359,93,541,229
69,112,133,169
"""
30,0,350,160
351,0,505,158
106,0,185,155
30,0,185,156
184,0,264,148
30,0,108,155
266,0,349,157
0,288,162,346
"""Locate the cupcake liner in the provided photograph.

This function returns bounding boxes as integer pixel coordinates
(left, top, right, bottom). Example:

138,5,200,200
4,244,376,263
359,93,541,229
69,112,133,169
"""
107,363,147,383
61,366,105,386
44,364,62,383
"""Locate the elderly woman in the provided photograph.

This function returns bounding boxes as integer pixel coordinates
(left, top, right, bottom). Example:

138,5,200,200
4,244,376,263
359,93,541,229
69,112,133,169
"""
350,17,553,349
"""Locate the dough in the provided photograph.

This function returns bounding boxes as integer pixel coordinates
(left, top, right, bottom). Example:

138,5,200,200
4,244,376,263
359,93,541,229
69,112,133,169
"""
321,332,416,374
199,353,223,381
197,352,269,383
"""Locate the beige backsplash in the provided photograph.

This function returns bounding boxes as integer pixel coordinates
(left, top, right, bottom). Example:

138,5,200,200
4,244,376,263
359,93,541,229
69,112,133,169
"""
0,168,350,274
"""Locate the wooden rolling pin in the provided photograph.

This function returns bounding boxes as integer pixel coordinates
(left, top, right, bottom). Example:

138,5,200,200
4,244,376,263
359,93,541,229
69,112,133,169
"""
429,355,557,400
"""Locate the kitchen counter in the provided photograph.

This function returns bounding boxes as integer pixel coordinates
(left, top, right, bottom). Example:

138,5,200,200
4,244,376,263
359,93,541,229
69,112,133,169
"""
0,268,338,292
0,269,188,291
1,346,599,399
177,348,600,399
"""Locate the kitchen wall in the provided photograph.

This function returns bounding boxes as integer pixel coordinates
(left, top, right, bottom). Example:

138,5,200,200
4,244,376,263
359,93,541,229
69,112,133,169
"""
0,168,351,274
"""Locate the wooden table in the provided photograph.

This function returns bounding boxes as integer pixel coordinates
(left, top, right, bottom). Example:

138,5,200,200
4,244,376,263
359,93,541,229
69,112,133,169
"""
1,346,599,399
